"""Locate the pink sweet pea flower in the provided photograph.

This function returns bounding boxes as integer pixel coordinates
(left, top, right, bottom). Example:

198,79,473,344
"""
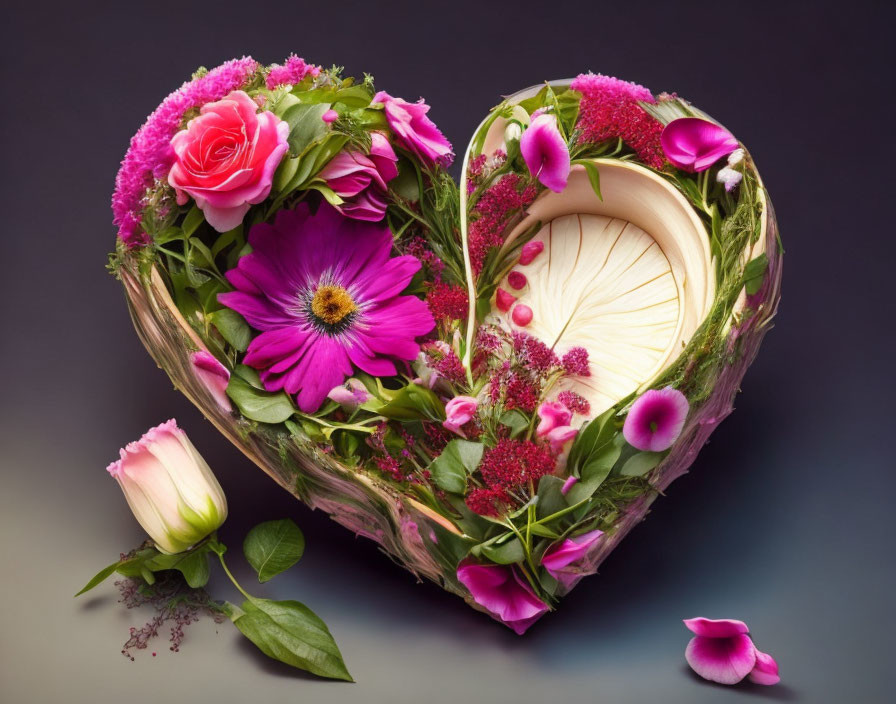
536,401,573,436
684,618,780,686
541,529,603,588
456,560,549,635
318,132,398,221
168,91,289,232
623,387,689,452
661,117,739,172
546,426,578,467
373,91,453,167
327,378,370,409
443,396,478,437
520,113,570,192
190,351,231,412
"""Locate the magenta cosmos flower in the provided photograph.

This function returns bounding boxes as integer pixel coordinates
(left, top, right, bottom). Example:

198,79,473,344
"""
218,203,434,412
684,618,780,686
623,387,689,452
520,113,570,192
373,91,453,167
661,117,739,173
456,560,549,634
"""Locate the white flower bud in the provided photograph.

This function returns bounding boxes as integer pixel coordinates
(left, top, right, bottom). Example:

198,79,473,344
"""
107,420,227,553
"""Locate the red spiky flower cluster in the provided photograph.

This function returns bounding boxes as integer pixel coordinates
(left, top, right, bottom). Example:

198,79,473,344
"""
425,282,469,324
466,439,556,516
468,173,538,274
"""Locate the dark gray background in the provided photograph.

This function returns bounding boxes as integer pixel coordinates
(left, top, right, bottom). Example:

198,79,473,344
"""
2,1,894,702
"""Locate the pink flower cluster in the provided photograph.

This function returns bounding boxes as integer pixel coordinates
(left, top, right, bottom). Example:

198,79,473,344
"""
466,439,555,517
111,57,260,246
265,54,321,89
570,73,665,169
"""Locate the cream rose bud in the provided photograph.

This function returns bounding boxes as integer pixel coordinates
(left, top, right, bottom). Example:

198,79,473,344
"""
106,420,227,554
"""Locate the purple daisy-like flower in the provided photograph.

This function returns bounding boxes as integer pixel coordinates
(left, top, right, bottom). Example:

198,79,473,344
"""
623,387,689,451
218,203,435,412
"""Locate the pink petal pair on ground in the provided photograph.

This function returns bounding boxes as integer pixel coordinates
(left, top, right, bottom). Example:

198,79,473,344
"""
684,617,780,686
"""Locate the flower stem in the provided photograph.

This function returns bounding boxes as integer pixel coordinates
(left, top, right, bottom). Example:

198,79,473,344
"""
215,550,251,601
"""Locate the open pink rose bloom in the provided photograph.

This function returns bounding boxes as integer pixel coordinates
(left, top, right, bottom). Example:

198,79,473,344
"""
111,58,782,634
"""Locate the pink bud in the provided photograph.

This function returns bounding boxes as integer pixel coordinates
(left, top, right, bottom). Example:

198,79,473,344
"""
496,287,517,312
507,271,527,290
443,395,478,438
536,401,573,436
512,304,533,327
519,240,544,265
322,109,339,124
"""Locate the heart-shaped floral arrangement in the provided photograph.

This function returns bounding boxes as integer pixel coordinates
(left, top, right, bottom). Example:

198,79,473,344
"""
110,56,781,633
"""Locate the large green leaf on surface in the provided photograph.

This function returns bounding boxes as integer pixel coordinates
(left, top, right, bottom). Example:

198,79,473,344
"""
243,519,306,583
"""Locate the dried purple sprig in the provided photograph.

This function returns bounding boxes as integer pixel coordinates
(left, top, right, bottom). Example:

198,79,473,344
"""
116,572,225,661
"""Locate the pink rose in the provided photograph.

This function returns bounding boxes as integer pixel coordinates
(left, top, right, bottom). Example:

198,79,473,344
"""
168,90,289,232
373,91,453,167
319,133,398,221
443,395,478,437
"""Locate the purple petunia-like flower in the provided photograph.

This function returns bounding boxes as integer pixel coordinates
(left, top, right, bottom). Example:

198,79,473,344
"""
456,560,549,635
218,203,435,412
623,387,689,452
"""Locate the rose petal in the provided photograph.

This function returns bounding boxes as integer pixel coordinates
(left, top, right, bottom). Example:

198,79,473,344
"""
685,634,757,685
683,617,750,638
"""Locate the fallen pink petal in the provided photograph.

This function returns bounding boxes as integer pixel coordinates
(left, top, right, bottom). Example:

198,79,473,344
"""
661,117,739,172
683,618,780,687
519,240,544,265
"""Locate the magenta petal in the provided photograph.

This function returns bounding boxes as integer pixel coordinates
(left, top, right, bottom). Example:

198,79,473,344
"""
190,351,231,412
748,648,780,685
456,561,549,635
520,114,570,192
661,117,739,173
683,617,750,638
686,634,757,685
542,530,603,586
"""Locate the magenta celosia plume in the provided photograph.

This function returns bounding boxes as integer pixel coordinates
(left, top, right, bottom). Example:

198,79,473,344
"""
168,90,289,232
456,560,549,634
661,117,739,172
319,132,398,221
111,57,259,245
218,202,434,412
373,91,453,167
623,387,689,452
684,618,780,686
520,113,570,192
570,73,665,169
265,54,320,89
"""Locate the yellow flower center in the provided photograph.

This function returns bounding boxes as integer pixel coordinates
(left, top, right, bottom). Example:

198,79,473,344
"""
311,285,357,325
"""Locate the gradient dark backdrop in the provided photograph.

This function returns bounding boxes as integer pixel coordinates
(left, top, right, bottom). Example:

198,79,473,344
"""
2,1,894,702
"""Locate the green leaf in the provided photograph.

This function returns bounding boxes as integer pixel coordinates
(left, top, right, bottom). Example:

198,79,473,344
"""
226,374,295,423
480,536,525,564
273,156,300,193
429,439,484,494
499,409,529,438
75,560,128,596
375,383,445,422
618,451,665,477
282,103,330,155
743,252,769,295
225,598,352,681
535,475,567,520
305,182,344,206
390,159,421,202
566,438,623,503
566,406,618,476
146,548,211,588
208,308,252,351
571,159,602,200
181,205,205,237
243,519,306,583
332,84,373,109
